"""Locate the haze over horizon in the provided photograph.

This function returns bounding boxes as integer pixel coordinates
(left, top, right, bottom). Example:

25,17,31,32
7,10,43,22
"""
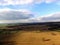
0,0,60,23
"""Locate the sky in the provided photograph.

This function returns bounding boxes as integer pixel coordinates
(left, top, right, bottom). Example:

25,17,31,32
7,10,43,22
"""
0,0,60,23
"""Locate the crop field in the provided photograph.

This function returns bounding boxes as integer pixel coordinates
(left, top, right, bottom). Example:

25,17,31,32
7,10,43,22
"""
2,31,60,45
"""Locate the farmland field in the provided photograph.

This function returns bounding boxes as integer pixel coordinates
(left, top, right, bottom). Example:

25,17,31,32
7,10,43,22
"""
4,31,60,45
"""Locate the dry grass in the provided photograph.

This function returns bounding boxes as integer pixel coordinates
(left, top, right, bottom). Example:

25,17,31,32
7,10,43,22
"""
6,31,60,45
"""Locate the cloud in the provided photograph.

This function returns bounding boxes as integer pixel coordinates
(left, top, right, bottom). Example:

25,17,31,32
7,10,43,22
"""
0,0,44,5
0,8,60,23
0,0,59,6
38,12,60,22
0,8,37,23
0,8,34,20
0,0,33,5
27,12,60,23
45,0,56,3
34,0,44,4
0,12,60,23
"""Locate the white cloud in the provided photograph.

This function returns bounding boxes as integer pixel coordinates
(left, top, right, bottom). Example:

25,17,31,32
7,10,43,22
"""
27,12,60,23
0,8,32,13
0,0,59,6
0,0,43,5
0,12,60,23
0,8,13,11
0,0,34,5
0,8,37,23
44,0,56,3
39,12,60,22
34,0,44,4
0,8,60,23
0,8,34,20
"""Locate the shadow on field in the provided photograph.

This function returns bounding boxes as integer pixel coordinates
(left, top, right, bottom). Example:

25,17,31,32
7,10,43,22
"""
0,41,16,45
0,31,17,45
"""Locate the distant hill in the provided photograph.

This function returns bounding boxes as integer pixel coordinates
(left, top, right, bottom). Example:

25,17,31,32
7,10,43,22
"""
0,22,60,31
